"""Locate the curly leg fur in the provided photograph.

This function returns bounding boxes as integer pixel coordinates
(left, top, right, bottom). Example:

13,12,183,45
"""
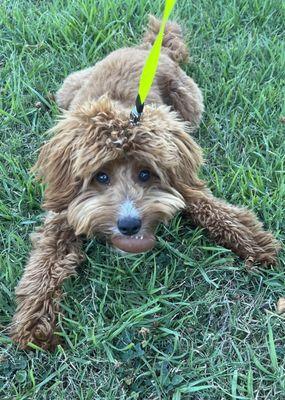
10,213,84,350
158,69,204,129
182,187,280,265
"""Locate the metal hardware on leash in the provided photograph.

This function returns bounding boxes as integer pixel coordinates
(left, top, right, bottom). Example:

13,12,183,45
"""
130,95,144,125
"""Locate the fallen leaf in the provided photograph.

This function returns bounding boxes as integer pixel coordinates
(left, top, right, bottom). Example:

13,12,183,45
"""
276,298,285,314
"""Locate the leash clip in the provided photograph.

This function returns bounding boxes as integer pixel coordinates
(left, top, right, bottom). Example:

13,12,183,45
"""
130,95,144,125
130,107,142,125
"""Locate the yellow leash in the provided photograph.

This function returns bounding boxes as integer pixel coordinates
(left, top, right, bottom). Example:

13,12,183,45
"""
130,0,177,124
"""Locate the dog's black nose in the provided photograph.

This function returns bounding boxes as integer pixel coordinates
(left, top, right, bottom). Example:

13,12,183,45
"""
117,217,142,236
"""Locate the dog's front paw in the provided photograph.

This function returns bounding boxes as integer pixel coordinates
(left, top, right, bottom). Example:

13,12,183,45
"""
10,313,60,351
245,231,281,268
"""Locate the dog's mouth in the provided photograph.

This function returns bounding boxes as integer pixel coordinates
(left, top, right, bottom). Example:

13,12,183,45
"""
111,233,156,253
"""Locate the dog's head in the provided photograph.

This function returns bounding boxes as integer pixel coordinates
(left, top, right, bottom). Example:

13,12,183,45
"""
35,96,204,253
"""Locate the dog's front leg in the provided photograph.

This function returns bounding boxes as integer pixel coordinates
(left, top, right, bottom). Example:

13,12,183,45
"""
182,187,280,266
10,212,84,350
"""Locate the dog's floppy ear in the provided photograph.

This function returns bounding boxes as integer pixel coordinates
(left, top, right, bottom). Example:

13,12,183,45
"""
33,117,81,212
170,127,206,193
142,106,205,194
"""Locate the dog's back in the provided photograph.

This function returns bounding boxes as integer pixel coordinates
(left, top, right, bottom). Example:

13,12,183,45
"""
56,16,203,128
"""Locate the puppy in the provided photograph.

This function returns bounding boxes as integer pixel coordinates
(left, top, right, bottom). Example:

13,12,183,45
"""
10,16,280,350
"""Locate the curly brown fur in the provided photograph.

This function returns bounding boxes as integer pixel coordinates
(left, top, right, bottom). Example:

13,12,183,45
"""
10,213,84,350
181,186,281,265
142,15,189,63
11,16,280,350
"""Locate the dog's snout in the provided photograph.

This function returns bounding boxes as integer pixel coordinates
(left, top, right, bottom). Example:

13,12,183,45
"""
117,217,142,236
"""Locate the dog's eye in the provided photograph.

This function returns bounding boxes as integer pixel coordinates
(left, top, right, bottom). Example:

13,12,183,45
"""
138,169,151,182
96,171,110,184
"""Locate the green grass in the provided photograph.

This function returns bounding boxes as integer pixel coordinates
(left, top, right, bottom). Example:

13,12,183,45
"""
0,0,284,398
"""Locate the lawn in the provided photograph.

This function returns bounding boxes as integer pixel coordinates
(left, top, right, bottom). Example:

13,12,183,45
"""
0,0,284,398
